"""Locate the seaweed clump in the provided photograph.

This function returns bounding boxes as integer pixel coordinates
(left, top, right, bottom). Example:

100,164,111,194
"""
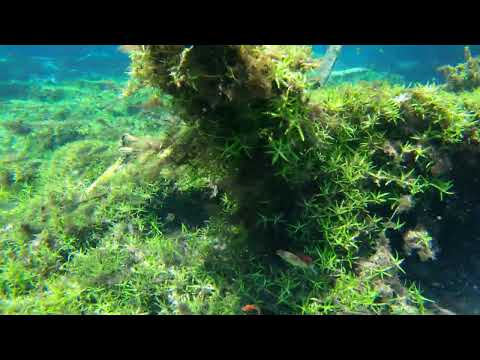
438,47,480,92
6,47,480,314
122,45,323,251
120,45,477,313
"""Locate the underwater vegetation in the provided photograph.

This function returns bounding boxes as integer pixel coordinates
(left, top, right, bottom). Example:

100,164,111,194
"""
438,47,480,92
2,45,480,315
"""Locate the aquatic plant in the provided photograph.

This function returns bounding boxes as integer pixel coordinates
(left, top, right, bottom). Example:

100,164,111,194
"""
3,47,480,314
438,46,480,92
117,46,480,313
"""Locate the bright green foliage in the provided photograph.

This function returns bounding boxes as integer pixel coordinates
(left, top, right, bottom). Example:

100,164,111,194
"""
1,48,480,315
438,47,480,92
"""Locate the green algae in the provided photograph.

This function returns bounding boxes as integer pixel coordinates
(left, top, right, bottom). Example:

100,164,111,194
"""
438,47,480,92
2,48,480,315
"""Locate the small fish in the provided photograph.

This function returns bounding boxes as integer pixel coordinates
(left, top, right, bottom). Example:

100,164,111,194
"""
297,254,313,264
276,250,315,271
241,304,261,315
165,213,176,222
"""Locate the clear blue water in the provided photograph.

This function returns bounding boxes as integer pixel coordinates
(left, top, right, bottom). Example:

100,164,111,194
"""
314,45,478,83
0,45,476,83
0,45,130,81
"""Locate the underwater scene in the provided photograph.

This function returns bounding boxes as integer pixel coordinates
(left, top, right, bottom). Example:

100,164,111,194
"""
1,45,480,315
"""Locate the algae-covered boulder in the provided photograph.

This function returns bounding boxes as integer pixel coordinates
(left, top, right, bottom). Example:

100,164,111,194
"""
118,45,480,314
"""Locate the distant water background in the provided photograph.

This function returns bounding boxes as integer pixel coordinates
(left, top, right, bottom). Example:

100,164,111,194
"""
0,45,129,81
0,45,478,83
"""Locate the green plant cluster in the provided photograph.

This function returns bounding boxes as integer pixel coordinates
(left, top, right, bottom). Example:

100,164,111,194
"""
118,46,480,314
2,47,480,314
438,46,480,92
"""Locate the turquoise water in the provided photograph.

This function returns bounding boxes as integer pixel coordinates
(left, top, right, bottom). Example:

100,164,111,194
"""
0,45,475,83
314,45,475,83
